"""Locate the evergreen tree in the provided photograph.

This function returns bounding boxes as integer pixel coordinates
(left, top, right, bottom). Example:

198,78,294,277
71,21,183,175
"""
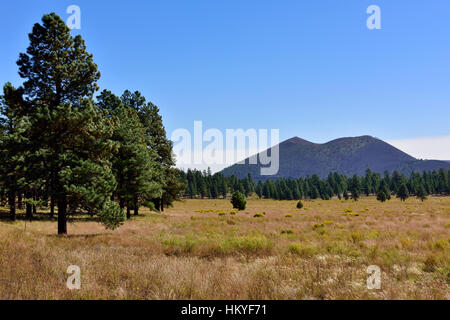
376,190,387,202
416,185,427,202
397,184,409,202
14,13,125,234
348,175,361,201
255,181,263,199
231,191,246,210
0,84,28,221
437,168,449,194
343,189,349,200
97,90,163,217
121,90,183,211
378,180,391,200
363,169,374,196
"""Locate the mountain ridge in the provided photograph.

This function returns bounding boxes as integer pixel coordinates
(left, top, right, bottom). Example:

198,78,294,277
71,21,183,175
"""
221,135,450,180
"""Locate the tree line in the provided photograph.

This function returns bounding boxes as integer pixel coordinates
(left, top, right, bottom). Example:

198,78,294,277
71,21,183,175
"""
0,13,184,234
180,168,450,202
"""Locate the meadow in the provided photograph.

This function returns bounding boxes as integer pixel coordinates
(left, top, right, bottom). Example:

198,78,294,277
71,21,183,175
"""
0,197,449,300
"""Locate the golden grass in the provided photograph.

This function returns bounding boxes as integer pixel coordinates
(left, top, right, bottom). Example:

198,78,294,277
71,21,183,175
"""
0,196,449,299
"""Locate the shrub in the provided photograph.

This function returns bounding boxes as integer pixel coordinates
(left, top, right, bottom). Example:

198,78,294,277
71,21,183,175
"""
229,210,238,215
254,212,264,218
350,231,364,243
231,191,246,210
431,239,447,250
296,200,304,209
423,256,437,273
285,214,293,218
288,243,315,257
312,221,333,230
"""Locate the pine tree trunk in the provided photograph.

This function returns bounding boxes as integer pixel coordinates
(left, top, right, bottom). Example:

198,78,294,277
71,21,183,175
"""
18,194,23,210
58,197,67,235
50,197,55,218
32,196,37,216
152,199,160,212
160,198,164,212
133,194,139,216
26,203,32,220
126,205,131,220
8,190,16,221
25,192,33,221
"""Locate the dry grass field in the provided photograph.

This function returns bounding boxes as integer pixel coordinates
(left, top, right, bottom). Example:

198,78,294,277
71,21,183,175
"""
0,197,449,300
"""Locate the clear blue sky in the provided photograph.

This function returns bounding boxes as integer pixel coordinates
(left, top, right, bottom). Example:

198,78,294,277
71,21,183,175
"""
1,0,449,146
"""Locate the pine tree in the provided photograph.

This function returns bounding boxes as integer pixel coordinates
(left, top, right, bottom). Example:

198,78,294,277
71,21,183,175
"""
379,179,391,200
363,169,374,196
397,184,409,202
0,84,28,221
376,190,387,202
416,185,427,202
349,175,361,201
437,169,448,195
115,107,161,217
343,189,349,200
97,90,162,217
14,13,125,234
255,181,263,199
231,191,246,210
121,90,182,211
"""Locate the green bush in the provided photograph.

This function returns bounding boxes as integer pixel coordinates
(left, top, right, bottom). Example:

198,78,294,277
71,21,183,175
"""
312,221,333,230
288,243,315,257
231,191,246,210
296,200,304,209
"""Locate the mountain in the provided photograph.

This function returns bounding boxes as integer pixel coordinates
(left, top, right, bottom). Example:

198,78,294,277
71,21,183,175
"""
221,135,450,180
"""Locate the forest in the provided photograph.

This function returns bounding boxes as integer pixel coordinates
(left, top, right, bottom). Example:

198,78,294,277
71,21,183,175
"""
180,168,450,202
0,13,184,234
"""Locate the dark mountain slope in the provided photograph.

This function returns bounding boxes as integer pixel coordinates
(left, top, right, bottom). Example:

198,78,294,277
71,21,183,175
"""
221,135,450,179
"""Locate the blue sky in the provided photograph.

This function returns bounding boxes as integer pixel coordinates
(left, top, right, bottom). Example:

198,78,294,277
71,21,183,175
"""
1,0,449,166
